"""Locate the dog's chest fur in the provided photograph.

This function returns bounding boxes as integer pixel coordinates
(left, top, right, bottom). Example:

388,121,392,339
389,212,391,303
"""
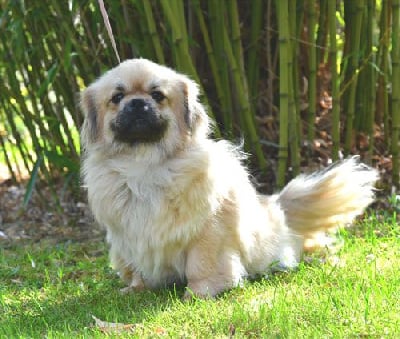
84,147,218,285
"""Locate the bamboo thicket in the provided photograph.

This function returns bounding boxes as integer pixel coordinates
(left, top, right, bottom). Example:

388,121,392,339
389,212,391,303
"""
1,0,400,196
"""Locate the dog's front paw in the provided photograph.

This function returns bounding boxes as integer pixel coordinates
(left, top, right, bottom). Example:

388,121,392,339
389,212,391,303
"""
119,275,146,294
120,284,145,294
183,279,220,300
183,288,214,301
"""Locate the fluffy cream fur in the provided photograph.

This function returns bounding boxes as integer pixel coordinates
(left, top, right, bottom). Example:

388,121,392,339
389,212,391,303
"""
80,59,378,298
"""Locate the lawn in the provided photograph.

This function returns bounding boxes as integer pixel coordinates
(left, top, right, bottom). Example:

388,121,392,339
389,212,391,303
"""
1,212,399,338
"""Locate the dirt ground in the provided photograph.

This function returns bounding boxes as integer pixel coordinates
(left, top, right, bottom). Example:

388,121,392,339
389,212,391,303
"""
0,177,104,247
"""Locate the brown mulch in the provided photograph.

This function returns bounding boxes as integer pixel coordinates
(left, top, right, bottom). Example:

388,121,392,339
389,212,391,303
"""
0,178,104,247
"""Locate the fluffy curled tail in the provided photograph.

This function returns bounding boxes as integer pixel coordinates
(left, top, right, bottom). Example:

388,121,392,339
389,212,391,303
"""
278,156,378,241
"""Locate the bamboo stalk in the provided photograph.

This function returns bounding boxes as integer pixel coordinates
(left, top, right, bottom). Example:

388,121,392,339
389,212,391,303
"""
221,24,267,171
295,0,305,148
307,0,317,143
228,0,252,138
276,0,290,187
120,0,135,58
0,132,17,182
353,7,366,134
296,0,305,37
340,1,354,115
344,0,364,155
365,0,376,161
288,0,299,177
329,0,340,161
228,1,245,76
159,0,220,136
316,0,328,63
247,0,264,102
376,1,391,146
159,0,191,74
192,1,225,126
207,0,233,135
265,1,273,117
391,0,400,188
143,1,165,64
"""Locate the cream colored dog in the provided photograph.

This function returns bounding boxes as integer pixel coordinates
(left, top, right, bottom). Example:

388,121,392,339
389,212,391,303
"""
80,59,378,298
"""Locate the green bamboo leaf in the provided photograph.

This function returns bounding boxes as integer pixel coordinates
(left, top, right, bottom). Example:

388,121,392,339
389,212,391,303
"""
23,154,43,208
45,150,79,173
37,62,59,98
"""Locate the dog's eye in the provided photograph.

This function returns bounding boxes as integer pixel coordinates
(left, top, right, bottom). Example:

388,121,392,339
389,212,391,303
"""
151,91,166,103
111,92,124,104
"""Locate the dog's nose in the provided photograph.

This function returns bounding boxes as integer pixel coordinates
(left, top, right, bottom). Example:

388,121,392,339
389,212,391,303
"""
127,98,150,112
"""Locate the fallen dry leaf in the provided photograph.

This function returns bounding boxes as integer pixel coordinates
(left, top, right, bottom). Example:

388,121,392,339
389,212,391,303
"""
92,315,137,334
229,323,236,336
154,327,167,335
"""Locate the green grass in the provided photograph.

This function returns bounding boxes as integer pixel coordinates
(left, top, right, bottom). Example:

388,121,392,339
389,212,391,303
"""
1,213,399,338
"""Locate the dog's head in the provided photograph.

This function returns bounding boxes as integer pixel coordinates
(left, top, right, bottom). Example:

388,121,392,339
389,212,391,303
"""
80,59,209,157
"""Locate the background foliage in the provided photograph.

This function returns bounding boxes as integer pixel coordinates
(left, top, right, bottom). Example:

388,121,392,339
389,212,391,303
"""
0,0,399,193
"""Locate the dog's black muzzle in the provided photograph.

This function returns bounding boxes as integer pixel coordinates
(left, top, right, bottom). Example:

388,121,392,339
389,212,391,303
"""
110,98,167,144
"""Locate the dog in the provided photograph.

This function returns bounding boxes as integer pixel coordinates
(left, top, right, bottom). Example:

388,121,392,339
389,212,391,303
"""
80,58,378,298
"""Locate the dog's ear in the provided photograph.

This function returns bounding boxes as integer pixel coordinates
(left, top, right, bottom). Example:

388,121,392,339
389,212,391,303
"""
80,87,99,146
181,78,210,136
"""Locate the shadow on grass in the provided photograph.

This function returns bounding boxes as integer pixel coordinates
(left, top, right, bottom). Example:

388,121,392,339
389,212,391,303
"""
0,241,188,336
3,281,187,336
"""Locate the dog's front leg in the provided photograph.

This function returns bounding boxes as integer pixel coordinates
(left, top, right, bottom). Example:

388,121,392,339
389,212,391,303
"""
110,251,146,293
118,265,145,294
184,224,243,299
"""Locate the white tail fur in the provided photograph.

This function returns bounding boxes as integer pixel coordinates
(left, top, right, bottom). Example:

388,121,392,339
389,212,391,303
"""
278,156,379,237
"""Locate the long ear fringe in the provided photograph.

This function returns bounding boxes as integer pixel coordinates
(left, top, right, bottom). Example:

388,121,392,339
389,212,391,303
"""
181,77,211,138
80,88,98,147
